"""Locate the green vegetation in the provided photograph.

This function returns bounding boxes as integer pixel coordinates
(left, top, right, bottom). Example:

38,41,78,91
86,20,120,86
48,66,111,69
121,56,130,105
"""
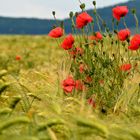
0,35,140,140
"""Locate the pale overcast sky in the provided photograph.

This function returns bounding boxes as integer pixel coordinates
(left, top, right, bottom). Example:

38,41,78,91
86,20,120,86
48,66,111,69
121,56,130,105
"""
0,0,130,19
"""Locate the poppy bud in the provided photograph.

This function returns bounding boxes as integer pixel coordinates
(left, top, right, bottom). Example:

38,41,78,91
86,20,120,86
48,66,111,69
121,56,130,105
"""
103,51,106,55
93,1,96,6
112,53,115,57
101,108,107,114
94,52,97,58
109,33,112,38
103,33,106,37
75,12,78,17
114,30,118,34
72,24,75,28
125,48,128,52
106,28,109,33
126,38,130,43
52,11,55,16
80,3,85,10
52,25,56,29
111,40,114,45
69,11,73,18
131,8,136,14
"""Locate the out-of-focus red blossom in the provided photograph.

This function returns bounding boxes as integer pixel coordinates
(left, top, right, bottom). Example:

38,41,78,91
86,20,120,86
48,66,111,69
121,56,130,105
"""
69,47,84,58
75,80,84,91
112,6,128,21
120,64,132,71
89,35,96,40
76,12,93,29
15,55,21,61
99,80,104,85
79,64,85,73
88,98,96,108
61,34,74,50
69,50,76,58
89,32,103,41
85,76,92,83
128,34,140,51
118,29,131,41
76,47,84,55
48,27,63,38
62,76,75,93
96,32,103,40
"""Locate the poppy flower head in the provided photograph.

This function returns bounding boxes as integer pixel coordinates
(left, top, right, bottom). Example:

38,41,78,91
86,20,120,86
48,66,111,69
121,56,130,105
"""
112,6,128,21
62,76,75,93
75,80,84,91
69,47,84,58
61,34,74,50
118,28,131,41
85,76,92,83
128,34,140,51
89,32,103,41
79,64,85,73
120,64,132,71
76,47,84,56
88,97,96,108
48,27,63,38
99,80,104,85
15,55,21,61
96,32,103,40
69,50,77,58
89,35,96,40
76,12,93,29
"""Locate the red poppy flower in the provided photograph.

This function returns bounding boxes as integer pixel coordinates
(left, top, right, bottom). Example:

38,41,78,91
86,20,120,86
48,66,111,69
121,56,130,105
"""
69,50,76,58
69,47,84,58
96,32,103,40
120,64,132,71
75,80,84,91
61,34,74,50
15,55,21,61
79,64,85,73
89,32,102,41
48,27,63,38
89,35,96,40
128,34,140,51
76,47,84,55
88,98,96,108
62,76,75,93
76,12,93,29
85,76,92,83
112,6,128,21
118,29,131,41
99,80,104,85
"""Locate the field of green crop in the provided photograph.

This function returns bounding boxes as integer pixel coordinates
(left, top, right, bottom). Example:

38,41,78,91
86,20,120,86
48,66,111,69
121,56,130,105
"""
0,35,140,140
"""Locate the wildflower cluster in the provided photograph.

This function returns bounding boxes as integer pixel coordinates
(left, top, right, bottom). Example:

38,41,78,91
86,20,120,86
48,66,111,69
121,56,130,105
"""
48,1,140,111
